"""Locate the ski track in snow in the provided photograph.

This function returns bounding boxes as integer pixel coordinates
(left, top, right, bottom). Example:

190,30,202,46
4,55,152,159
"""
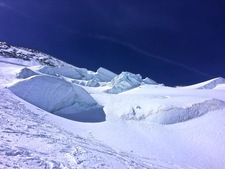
0,89,190,169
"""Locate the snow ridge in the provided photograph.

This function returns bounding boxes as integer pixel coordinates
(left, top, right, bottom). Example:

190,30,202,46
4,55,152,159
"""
149,98,225,124
106,72,157,94
0,42,70,67
182,77,225,89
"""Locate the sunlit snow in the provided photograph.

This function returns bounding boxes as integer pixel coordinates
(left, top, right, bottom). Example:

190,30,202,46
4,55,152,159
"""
1,42,225,169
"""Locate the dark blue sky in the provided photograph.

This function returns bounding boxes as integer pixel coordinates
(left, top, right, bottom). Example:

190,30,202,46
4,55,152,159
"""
0,0,225,86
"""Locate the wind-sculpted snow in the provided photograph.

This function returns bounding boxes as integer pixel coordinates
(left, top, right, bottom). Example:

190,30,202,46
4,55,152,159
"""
109,96,225,124
99,85,225,124
106,72,157,94
8,75,105,122
149,99,225,124
38,66,85,79
106,97,225,124
201,77,225,89
95,67,117,82
182,77,225,89
16,67,39,79
71,67,117,87
39,66,117,83
16,65,117,87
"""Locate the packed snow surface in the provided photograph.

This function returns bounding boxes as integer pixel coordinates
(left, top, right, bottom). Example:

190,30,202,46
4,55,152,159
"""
1,42,225,169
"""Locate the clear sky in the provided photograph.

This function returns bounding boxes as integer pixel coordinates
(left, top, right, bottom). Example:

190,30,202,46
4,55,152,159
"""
0,0,225,86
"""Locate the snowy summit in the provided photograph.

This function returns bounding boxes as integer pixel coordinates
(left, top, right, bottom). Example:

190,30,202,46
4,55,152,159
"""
0,42,225,169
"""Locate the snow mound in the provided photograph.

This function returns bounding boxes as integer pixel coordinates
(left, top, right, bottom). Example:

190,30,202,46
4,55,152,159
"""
16,65,95,80
16,67,39,79
183,77,225,89
214,83,225,90
106,72,157,94
201,77,225,89
16,65,118,87
38,66,84,79
8,75,105,122
94,67,117,82
149,99,225,124
143,77,158,84
68,67,117,87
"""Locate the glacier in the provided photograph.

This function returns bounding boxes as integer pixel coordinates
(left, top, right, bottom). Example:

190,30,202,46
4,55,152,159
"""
181,77,225,89
1,42,225,169
9,75,105,122
106,71,157,94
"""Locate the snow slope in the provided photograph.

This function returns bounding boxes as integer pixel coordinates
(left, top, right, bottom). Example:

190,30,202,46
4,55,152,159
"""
181,77,225,89
1,88,170,169
1,42,225,169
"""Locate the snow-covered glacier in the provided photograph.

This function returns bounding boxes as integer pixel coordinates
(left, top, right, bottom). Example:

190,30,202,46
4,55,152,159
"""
106,71,157,94
9,75,105,122
182,77,225,89
1,42,225,169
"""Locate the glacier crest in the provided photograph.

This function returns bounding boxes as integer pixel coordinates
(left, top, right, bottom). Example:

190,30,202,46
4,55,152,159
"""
106,72,157,94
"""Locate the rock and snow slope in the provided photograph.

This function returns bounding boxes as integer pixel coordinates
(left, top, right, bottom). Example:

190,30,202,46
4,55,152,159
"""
1,42,225,169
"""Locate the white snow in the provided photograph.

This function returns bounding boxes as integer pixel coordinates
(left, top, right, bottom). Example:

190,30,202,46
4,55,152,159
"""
106,72,157,94
8,75,105,122
94,67,117,82
16,67,39,79
1,89,162,169
12,64,117,87
181,77,225,89
1,43,225,169
214,83,225,90
38,66,84,79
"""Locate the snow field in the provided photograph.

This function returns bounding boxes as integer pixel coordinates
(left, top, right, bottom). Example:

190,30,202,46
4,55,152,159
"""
0,88,186,169
1,43,225,168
